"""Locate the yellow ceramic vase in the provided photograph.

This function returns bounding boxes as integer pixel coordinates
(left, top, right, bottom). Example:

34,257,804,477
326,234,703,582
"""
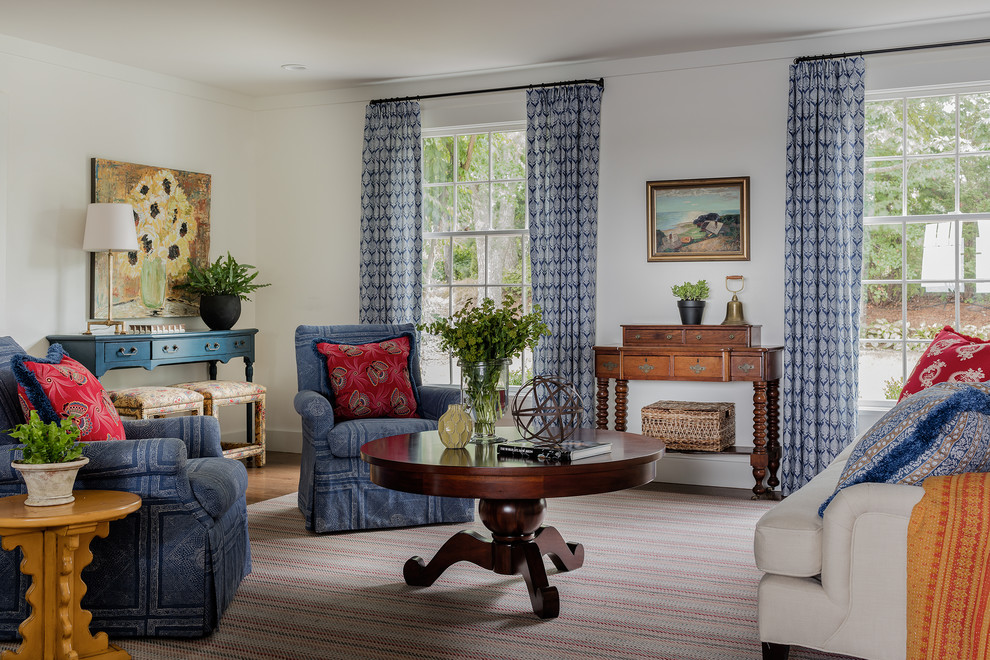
438,404,472,448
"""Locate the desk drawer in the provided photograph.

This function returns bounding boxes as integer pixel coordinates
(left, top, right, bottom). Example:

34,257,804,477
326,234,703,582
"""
683,328,749,345
623,328,684,345
153,337,219,359
671,355,724,380
103,340,152,365
730,355,764,380
596,354,621,378
622,355,670,379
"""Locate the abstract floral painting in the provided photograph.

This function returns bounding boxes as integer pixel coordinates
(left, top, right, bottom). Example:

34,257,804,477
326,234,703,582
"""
91,158,211,317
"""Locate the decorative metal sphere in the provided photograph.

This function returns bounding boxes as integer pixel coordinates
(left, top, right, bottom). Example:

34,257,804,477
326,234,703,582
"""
511,375,582,444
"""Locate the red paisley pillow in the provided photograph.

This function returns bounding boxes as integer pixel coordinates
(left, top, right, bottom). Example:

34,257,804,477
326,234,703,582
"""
315,335,420,421
899,326,990,400
12,344,126,442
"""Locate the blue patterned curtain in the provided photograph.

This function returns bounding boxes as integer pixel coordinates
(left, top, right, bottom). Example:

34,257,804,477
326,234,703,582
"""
527,84,603,426
782,57,866,494
359,101,422,324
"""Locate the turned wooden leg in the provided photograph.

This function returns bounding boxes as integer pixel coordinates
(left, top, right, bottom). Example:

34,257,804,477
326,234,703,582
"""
766,380,780,492
596,377,611,430
614,379,628,432
751,381,768,499
762,642,791,660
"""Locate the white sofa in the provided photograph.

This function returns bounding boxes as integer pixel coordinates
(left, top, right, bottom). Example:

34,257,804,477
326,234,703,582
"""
754,441,925,660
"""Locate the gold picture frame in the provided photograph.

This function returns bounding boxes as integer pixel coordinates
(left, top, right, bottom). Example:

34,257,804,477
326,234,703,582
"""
646,176,750,262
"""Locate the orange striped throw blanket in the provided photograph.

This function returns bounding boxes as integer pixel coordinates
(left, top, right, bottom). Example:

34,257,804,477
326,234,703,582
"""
907,472,990,659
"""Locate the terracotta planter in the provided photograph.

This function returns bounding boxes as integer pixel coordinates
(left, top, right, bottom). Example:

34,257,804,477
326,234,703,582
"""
12,457,89,506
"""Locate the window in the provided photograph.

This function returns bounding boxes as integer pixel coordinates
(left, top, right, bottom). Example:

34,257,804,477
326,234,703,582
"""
860,87,990,402
420,123,533,385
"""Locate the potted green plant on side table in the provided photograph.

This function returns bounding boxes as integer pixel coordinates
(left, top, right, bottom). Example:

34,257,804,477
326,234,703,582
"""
420,296,550,443
6,411,88,506
671,279,710,325
179,252,271,330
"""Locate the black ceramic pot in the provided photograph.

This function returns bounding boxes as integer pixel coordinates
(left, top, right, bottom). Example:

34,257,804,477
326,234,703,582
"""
676,300,706,325
199,295,241,331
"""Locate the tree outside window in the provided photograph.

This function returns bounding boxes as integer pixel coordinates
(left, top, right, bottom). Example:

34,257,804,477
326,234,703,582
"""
421,125,533,386
861,89,990,401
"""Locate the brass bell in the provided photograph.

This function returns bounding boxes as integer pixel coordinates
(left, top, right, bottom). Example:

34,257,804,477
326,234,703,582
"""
721,275,749,325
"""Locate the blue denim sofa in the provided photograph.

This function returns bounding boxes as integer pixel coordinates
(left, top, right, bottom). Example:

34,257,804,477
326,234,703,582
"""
294,323,475,533
0,336,250,638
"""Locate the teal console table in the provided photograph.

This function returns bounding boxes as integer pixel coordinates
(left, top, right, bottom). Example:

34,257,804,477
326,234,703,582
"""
46,329,258,381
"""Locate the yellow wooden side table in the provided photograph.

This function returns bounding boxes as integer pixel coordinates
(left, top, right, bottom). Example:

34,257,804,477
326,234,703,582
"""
0,490,142,660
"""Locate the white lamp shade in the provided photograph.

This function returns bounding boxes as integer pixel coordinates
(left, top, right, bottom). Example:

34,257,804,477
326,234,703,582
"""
83,203,139,252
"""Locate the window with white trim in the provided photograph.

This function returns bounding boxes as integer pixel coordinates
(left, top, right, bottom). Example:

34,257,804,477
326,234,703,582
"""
860,86,990,402
420,123,534,385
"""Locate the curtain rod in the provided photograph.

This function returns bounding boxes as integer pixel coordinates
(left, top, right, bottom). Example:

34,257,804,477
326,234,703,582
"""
794,36,990,63
369,78,604,105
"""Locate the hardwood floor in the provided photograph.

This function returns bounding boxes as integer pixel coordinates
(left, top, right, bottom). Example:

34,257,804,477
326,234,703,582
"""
243,452,754,504
244,452,300,504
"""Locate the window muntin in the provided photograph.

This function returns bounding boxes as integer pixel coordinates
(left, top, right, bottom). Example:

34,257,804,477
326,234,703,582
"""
421,124,533,386
860,88,990,402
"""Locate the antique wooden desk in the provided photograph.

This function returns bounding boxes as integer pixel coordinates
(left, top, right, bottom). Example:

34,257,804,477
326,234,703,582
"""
594,324,782,498
46,329,258,380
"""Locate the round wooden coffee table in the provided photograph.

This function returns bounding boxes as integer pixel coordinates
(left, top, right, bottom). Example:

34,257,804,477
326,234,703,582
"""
361,428,664,619
0,490,142,660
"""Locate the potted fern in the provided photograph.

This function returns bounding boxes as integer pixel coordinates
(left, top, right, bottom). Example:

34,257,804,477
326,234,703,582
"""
179,252,270,330
671,279,710,325
6,411,88,506
420,296,549,442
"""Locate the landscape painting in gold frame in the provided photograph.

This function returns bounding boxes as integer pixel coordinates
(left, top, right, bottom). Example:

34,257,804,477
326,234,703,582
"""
646,176,749,262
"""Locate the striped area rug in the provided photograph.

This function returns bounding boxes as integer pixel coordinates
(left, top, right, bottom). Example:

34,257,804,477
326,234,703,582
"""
121,490,847,659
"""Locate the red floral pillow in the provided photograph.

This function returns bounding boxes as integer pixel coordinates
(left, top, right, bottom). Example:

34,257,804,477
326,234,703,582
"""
899,326,990,400
12,344,126,442
315,335,420,421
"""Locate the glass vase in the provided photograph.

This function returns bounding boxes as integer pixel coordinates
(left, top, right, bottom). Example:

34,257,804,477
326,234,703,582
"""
140,256,167,311
459,358,511,443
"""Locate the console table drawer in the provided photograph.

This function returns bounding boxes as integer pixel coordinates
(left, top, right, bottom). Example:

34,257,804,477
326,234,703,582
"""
596,354,621,378
623,328,684,345
730,355,764,380
685,329,749,345
104,341,152,365
622,355,670,379
671,355,724,380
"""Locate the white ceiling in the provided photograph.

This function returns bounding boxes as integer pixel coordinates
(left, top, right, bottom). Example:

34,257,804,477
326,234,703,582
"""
1,0,990,97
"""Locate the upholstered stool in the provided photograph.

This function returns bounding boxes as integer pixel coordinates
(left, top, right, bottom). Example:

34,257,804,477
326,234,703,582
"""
171,381,266,467
109,386,205,419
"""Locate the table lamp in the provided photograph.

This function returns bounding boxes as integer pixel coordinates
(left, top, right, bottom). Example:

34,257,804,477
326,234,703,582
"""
83,203,138,334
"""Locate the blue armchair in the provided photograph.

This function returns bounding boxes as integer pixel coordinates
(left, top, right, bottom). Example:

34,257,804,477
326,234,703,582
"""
294,324,475,533
0,336,250,639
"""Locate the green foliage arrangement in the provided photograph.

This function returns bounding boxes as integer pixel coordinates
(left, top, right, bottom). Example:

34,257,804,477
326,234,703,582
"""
6,411,86,464
179,252,271,301
671,280,710,301
419,296,550,364
882,377,904,401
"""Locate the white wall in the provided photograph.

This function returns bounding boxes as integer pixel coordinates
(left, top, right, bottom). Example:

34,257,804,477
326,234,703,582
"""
0,37,259,439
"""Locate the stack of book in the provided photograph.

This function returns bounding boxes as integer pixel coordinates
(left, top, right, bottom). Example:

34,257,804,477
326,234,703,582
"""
496,439,611,462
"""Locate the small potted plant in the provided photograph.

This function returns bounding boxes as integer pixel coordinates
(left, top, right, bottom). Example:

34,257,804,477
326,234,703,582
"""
179,252,270,330
6,411,88,506
420,296,550,442
671,279,710,325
